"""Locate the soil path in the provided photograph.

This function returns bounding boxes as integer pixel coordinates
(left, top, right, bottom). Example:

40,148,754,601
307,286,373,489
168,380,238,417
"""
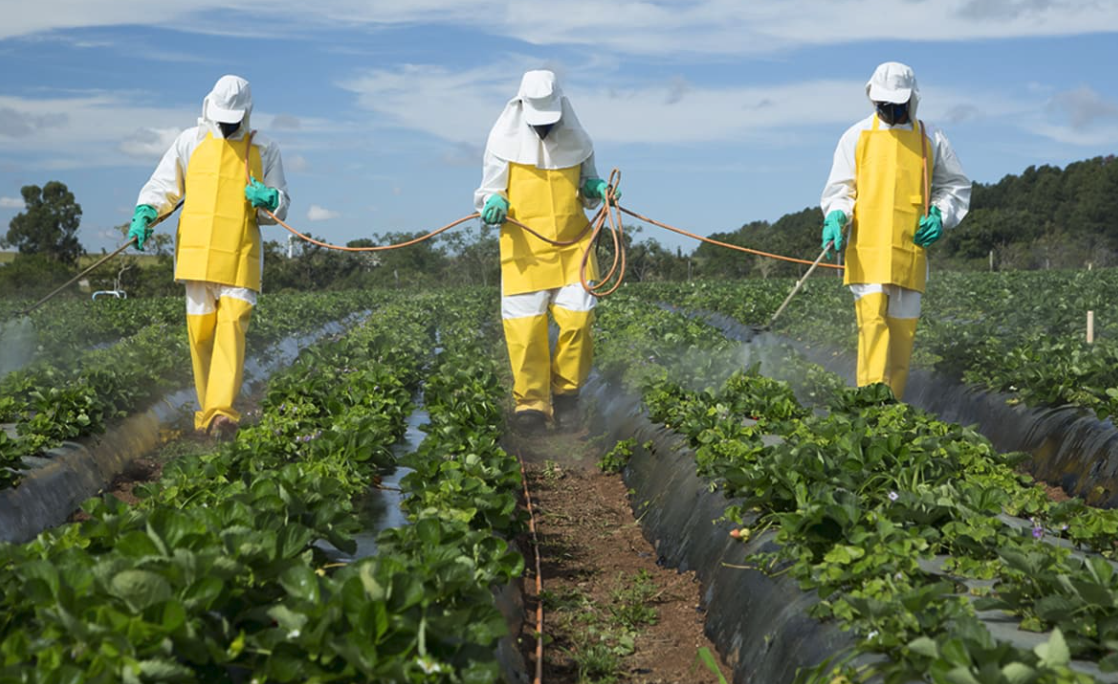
505,424,732,684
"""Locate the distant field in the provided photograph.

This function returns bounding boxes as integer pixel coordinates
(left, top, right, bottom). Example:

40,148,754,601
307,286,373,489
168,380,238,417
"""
0,251,164,268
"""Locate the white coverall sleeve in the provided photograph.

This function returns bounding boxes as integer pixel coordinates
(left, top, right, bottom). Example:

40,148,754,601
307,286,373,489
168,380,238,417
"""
474,149,509,213
820,124,861,221
136,130,193,216
928,126,971,230
578,153,601,210
255,134,290,224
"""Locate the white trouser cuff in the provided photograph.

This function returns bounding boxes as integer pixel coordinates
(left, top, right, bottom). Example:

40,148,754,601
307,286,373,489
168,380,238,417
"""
501,283,596,320
849,283,922,319
185,281,258,315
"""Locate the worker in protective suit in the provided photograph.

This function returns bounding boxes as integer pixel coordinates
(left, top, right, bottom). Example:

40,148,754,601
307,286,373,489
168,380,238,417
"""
129,74,289,439
475,69,617,433
820,62,970,400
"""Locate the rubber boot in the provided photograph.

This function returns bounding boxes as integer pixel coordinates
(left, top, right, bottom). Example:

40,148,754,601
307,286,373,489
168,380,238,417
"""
187,311,218,432
886,316,918,401
503,313,552,417
854,292,890,388
550,305,594,396
196,296,252,432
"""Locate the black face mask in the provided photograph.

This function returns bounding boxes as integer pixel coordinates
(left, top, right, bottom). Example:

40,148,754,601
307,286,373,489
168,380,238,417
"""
532,123,554,140
218,121,242,138
875,101,910,126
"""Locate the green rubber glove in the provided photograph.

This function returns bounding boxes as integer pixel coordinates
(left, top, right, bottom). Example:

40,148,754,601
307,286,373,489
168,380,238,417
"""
481,194,509,225
582,178,621,201
914,205,943,248
821,209,847,257
245,176,280,210
128,204,158,251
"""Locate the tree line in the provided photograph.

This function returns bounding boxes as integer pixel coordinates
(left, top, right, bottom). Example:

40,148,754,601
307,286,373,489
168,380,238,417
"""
3,153,1116,298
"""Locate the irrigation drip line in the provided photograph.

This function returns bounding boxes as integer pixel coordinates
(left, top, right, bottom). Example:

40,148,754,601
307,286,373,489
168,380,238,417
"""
516,451,545,684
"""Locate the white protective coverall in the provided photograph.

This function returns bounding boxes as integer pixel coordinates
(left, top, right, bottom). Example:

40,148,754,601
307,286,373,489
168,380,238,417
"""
136,75,290,432
820,62,970,400
474,70,603,421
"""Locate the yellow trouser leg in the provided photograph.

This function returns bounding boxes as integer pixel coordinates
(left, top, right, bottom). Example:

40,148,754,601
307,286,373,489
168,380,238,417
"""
854,292,890,388
187,311,218,431
196,297,253,431
550,305,594,397
503,314,551,415
886,316,918,400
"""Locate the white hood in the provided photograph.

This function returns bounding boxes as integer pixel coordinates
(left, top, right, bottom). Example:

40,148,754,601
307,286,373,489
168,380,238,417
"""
865,62,920,121
198,74,253,138
484,70,593,170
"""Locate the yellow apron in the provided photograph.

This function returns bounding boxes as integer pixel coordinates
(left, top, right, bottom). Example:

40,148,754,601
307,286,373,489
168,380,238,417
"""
844,117,933,293
176,133,264,290
500,162,599,296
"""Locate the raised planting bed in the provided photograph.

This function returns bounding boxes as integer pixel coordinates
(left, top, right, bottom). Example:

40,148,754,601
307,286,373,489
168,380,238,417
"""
0,313,363,543
0,290,529,682
586,292,1118,683
700,308,1118,509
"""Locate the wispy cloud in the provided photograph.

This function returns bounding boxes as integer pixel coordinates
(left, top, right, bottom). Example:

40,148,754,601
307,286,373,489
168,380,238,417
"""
285,154,309,173
118,127,182,159
271,114,301,130
4,1,1117,52
0,91,338,170
1026,86,1118,146
0,93,194,168
1046,86,1118,130
340,63,1020,146
0,197,24,209
307,204,340,221
0,106,68,137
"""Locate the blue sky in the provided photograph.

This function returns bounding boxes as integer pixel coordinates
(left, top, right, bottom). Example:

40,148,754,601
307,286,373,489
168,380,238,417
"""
1,0,1117,258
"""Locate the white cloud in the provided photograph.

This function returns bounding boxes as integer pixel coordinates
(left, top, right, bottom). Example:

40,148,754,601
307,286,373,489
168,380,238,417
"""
1046,86,1118,130
0,93,194,169
118,127,182,159
307,204,340,221
1023,87,1118,146
271,114,301,130
340,64,1021,146
0,91,338,171
285,154,309,172
3,1,1116,53
0,106,69,137
0,197,24,209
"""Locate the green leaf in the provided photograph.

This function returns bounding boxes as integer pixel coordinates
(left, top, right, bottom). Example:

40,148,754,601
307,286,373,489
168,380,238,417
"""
945,666,983,684
359,563,387,602
137,658,194,681
183,576,224,611
1034,595,1076,623
277,523,315,559
266,604,308,633
692,647,729,684
279,565,320,604
907,636,939,659
21,559,61,599
823,544,865,564
110,569,172,612
115,531,162,559
416,517,442,547
161,599,187,632
1000,662,1037,684
1034,628,1070,668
